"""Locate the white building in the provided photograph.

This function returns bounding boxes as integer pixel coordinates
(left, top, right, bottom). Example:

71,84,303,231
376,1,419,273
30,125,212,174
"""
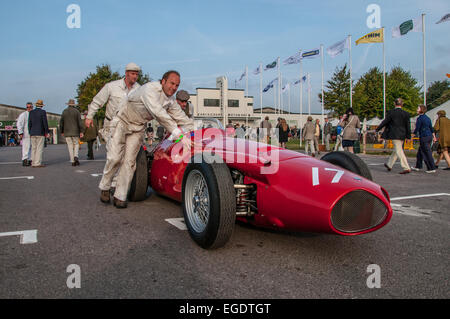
187,77,325,129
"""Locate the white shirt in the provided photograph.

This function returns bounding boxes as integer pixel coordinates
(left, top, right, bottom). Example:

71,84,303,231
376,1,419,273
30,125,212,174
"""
118,82,194,138
87,78,140,124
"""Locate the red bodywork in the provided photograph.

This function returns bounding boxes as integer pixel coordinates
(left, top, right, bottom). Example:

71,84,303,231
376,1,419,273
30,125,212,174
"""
149,128,393,236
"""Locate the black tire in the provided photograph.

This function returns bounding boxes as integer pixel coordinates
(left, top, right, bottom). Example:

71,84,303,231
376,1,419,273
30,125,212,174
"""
128,146,149,202
321,151,373,181
182,154,236,249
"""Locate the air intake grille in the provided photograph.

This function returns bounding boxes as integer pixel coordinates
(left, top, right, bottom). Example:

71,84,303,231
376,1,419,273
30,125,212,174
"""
331,190,388,233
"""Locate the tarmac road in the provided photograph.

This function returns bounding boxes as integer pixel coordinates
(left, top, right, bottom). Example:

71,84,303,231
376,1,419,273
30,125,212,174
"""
0,144,448,299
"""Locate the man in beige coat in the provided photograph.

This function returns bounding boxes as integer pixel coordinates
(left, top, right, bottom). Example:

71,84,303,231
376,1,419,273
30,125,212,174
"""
302,116,316,156
99,71,194,208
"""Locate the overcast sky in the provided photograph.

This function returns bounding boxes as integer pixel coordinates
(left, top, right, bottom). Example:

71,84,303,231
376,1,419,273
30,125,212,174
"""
0,0,448,114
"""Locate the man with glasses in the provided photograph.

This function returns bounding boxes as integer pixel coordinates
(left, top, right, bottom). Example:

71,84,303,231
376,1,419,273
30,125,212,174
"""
16,102,34,166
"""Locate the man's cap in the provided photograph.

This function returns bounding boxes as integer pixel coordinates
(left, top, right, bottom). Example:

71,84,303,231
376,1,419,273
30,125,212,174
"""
35,99,45,107
125,62,141,72
66,99,77,106
437,110,446,117
307,116,313,121
176,90,190,101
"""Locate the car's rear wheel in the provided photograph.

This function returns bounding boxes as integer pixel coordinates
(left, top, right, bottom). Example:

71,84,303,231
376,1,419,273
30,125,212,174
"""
182,155,236,249
321,151,373,181
128,146,149,201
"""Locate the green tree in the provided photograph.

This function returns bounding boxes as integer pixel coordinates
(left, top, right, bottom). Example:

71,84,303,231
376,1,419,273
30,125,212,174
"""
353,67,383,119
76,65,152,122
318,64,351,116
386,66,421,115
426,79,449,109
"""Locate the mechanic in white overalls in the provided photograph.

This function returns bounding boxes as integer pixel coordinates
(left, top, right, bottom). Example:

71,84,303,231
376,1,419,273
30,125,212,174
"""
85,62,141,187
16,102,34,166
99,70,194,208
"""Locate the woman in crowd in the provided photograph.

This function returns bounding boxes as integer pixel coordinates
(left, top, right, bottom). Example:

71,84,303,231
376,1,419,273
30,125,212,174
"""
279,118,289,148
339,108,360,153
434,110,450,170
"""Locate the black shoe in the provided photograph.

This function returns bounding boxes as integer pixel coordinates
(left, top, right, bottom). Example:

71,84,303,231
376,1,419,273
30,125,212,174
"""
100,190,110,203
384,163,392,172
22,159,28,166
113,197,127,209
71,162,76,166
74,157,80,166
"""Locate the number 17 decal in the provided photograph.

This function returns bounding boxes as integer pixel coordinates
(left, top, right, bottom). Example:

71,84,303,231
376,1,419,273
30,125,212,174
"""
312,167,345,186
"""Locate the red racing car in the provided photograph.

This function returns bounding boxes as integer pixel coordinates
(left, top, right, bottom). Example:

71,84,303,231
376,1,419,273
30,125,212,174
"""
129,119,393,249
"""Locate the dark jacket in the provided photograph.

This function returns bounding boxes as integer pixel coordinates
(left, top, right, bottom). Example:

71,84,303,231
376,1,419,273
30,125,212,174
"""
82,120,98,142
28,107,49,136
414,114,434,138
324,122,332,135
376,107,411,140
60,106,83,137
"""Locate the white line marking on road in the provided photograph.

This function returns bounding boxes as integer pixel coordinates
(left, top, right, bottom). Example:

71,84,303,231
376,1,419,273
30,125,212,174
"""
91,173,103,177
390,193,450,201
75,170,85,173
0,176,34,180
0,230,38,244
0,162,21,165
165,218,187,230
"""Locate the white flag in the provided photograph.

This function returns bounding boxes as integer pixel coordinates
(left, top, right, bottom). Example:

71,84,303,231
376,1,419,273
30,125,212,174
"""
282,83,290,93
327,38,349,58
392,16,423,38
436,13,450,24
253,65,261,75
283,51,302,65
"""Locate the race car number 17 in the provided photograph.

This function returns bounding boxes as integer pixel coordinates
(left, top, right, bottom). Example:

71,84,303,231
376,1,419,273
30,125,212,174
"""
312,167,345,186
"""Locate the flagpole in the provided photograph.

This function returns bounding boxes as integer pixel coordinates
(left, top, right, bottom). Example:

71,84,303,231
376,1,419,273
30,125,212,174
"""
260,63,263,122
245,65,248,99
277,57,281,115
422,13,427,105
349,35,353,109
383,27,386,119
308,73,311,116
280,72,283,115
288,84,291,127
300,58,303,148
321,44,324,145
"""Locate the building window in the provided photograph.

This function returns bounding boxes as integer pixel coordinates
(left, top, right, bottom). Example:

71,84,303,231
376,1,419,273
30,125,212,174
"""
228,100,239,108
204,99,220,107
247,103,253,106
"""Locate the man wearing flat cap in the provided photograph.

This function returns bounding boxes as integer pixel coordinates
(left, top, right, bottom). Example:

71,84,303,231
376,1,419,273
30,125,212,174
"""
176,90,194,119
28,99,49,167
85,62,142,185
60,99,84,166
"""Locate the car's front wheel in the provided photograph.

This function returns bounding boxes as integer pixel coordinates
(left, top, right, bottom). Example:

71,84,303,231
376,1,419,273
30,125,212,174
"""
182,155,236,249
321,151,373,181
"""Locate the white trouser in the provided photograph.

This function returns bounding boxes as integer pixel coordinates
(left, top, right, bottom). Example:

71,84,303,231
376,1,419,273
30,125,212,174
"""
31,136,45,166
314,136,320,152
99,120,144,201
325,134,331,151
21,135,32,160
387,139,410,171
65,136,80,162
305,139,315,155
101,123,120,187
334,135,344,151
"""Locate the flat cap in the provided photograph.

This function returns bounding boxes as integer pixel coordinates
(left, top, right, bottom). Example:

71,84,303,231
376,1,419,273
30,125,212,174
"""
125,62,141,72
176,90,190,101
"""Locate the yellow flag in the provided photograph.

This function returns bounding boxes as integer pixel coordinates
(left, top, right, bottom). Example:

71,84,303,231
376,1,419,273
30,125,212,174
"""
356,28,384,45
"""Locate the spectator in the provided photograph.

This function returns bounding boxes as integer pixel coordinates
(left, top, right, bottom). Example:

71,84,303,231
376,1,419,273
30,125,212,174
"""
434,110,450,170
60,99,84,166
28,99,49,167
323,117,332,151
314,119,321,154
16,102,34,166
302,116,316,156
334,116,344,151
260,116,272,144
279,118,289,148
146,125,154,146
82,111,98,160
339,108,361,154
411,105,437,173
376,98,411,174
235,123,245,139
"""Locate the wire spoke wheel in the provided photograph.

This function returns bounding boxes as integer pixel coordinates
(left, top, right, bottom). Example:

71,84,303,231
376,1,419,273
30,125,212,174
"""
185,170,210,233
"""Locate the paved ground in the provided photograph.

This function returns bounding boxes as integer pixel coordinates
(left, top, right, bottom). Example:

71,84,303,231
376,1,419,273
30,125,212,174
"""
0,144,448,299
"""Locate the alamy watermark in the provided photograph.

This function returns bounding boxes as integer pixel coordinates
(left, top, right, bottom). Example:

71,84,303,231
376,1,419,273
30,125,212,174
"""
366,4,381,29
366,264,381,289
66,4,81,29
66,264,81,289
